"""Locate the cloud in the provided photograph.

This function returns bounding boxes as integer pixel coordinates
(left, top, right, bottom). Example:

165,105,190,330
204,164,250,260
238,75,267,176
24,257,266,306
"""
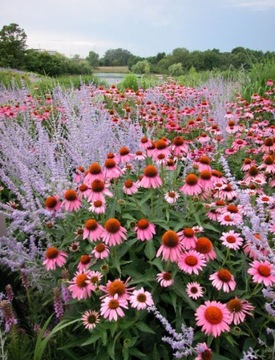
225,0,275,10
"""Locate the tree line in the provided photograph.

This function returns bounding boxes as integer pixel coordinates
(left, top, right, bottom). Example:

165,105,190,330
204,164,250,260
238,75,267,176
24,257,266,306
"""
1,23,274,77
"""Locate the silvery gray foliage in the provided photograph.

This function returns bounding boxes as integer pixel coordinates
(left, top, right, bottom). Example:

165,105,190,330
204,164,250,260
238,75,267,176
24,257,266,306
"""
0,84,143,275
0,85,143,229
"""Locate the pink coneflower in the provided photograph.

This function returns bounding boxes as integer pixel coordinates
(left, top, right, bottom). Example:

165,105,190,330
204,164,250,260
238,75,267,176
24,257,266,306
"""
241,158,256,172
84,162,104,185
197,133,210,143
165,157,177,171
156,272,174,287
77,254,93,271
195,237,216,262
81,310,100,330
134,150,146,161
77,183,91,200
100,294,128,321
68,270,95,300
211,169,227,184
217,184,237,201
118,146,134,163
198,170,215,191
232,138,247,150
140,136,152,150
180,174,202,196
153,139,171,160
195,342,212,360
73,166,85,184
195,155,212,172
156,230,184,262
220,230,243,250
257,194,275,206
135,218,156,241
129,287,154,310
91,243,110,259
101,279,132,300
62,189,81,212
43,247,67,270
210,269,236,292
171,136,188,156
164,190,180,204
178,227,197,249
186,282,203,300
258,155,275,173
123,179,139,195
247,260,275,286
83,219,104,242
260,137,275,153
89,199,106,214
226,120,239,134
244,166,266,184
88,179,113,202
139,165,162,189
226,297,254,325
217,212,243,226
45,195,61,212
195,300,232,337
103,158,123,180
68,241,80,252
89,270,103,289
178,250,206,275
102,218,127,246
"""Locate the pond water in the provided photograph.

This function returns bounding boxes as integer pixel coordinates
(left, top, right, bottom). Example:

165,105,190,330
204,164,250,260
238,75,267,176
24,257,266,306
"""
93,72,126,85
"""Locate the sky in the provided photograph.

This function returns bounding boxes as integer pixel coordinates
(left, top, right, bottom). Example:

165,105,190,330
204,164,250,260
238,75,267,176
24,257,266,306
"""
0,0,275,59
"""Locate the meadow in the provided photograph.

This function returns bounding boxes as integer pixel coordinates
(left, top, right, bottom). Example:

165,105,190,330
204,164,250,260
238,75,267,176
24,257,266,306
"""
0,64,274,360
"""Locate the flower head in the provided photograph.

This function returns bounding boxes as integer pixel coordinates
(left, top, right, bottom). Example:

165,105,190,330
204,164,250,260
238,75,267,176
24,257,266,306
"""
180,174,202,196
195,300,232,337
68,270,95,300
178,250,207,275
129,287,154,310
219,230,243,250
83,219,104,242
186,282,204,300
209,269,236,293
156,230,183,262
156,272,174,287
91,243,110,259
43,247,67,270
247,260,275,287
100,294,128,321
62,189,81,212
226,297,254,325
102,218,127,246
139,165,162,189
135,218,156,241
81,310,100,330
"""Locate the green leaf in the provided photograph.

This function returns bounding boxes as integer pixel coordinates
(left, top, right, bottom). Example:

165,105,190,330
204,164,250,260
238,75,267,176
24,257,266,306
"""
135,321,155,334
34,316,79,360
81,332,102,346
144,240,156,260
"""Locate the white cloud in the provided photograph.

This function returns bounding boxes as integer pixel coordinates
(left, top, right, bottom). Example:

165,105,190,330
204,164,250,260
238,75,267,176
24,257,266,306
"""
225,0,275,10
27,33,119,57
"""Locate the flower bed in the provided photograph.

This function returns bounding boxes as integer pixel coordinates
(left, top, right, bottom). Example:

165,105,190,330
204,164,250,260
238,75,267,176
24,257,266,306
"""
0,78,274,359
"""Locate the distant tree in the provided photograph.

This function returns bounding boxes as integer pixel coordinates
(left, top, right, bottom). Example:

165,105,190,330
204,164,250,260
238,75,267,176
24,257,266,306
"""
101,48,134,66
86,50,100,67
0,23,27,68
132,60,150,74
25,50,92,76
202,49,221,70
168,63,183,76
